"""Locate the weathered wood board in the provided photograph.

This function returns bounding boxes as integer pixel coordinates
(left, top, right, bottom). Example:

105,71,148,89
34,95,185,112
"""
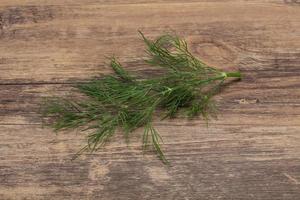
1,0,300,199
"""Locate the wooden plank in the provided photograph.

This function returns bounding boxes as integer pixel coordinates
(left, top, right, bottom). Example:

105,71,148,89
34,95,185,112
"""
0,1,299,84
1,72,300,125
0,123,300,199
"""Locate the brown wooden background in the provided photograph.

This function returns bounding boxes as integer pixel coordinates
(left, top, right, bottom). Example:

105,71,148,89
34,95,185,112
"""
1,0,300,199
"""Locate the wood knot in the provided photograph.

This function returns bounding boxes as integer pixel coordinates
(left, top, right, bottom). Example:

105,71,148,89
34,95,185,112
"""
187,36,237,71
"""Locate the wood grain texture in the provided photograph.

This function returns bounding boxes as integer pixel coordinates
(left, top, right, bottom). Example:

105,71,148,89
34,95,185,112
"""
1,1,300,199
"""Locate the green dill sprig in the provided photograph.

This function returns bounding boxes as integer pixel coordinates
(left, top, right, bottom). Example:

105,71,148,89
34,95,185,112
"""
42,32,241,164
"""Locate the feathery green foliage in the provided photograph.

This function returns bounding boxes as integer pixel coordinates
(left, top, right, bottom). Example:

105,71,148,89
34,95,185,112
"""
42,31,241,164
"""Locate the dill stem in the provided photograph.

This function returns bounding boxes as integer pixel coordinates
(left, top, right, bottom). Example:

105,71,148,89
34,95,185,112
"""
225,71,241,79
190,71,241,88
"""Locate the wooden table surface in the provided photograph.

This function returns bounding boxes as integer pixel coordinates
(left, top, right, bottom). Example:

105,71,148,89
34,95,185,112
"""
1,0,300,199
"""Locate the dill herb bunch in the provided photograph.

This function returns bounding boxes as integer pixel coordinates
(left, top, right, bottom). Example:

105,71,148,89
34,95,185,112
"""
42,31,241,164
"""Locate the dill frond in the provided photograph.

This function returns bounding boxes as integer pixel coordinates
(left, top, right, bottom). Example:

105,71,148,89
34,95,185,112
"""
42,31,241,164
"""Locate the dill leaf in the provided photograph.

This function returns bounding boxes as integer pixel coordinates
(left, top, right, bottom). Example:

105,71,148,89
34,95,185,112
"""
42,31,241,164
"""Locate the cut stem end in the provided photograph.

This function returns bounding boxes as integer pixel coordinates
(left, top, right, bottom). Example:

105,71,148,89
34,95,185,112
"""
225,71,241,79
